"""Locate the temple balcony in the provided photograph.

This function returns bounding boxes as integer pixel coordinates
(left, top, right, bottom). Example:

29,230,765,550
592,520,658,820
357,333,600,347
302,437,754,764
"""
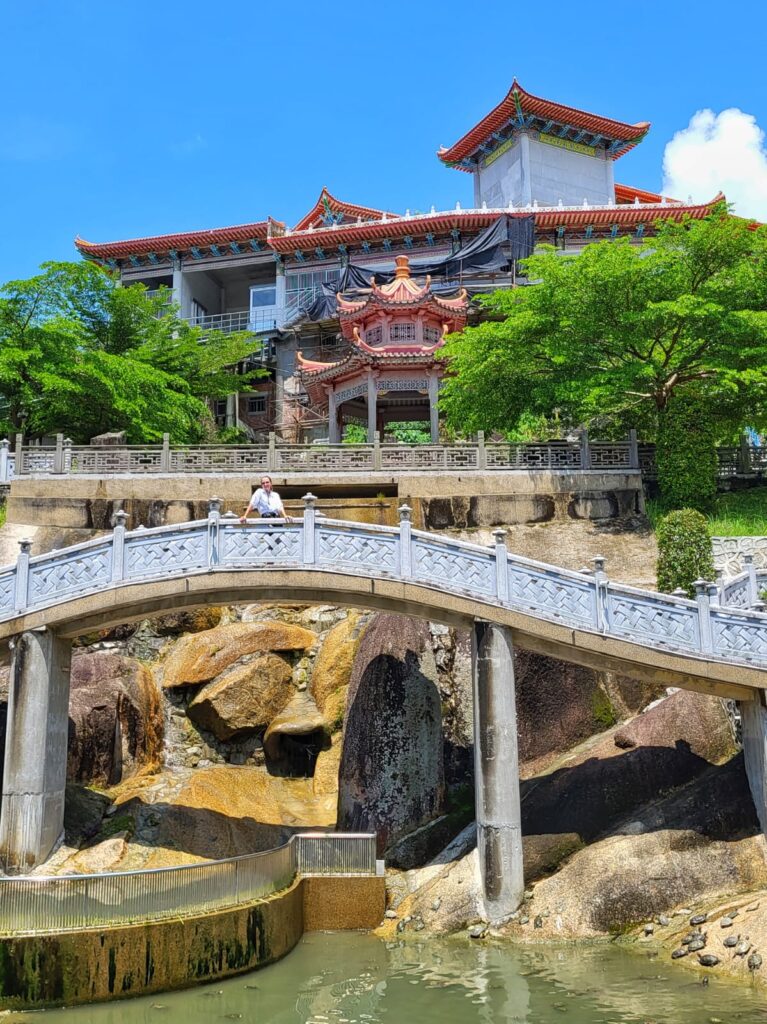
184,307,282,335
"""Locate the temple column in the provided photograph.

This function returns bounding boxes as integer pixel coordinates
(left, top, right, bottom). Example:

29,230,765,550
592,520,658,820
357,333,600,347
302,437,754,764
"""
472,621,524,922
367,373,377,444
740,695,767,835
0,629,72,873
327,387,340,444
428,373,440,443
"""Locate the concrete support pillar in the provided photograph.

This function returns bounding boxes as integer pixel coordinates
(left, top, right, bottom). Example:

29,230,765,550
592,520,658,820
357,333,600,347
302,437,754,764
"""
367,373,377,444
428,374,440,443
327,388,340,444
740,695,767,836
0,630,72,873
471,620,524,922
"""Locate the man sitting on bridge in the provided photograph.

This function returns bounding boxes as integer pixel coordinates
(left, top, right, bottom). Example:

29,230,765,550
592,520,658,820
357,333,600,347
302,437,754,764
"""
240,475,290,522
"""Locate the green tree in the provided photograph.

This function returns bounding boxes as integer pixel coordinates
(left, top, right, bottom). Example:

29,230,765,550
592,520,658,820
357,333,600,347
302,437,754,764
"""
440,210,767,504
0,262,264,442
656,509,715,596
655,389,718,511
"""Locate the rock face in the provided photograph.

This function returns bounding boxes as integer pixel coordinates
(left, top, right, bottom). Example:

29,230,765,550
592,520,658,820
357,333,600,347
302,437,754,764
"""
161,622,317,689
338,614,445,855
137,765,337,866
522,690,737,845
519,755,767,938
68,652,163,786
187,653,294,740
514,650,662,772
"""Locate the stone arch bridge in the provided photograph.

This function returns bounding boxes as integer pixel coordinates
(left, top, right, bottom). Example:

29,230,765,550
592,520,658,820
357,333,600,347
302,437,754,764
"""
2,495,767,922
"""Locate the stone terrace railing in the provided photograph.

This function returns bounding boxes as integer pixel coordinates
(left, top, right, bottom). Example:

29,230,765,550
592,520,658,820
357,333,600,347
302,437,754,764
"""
718,557,767,609
1,432,639,480
640,439,767,481
2,499,767,668
0,832,377,935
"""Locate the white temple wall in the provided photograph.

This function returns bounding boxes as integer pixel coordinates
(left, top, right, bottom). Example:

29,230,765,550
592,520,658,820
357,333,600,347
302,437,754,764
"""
475,133,615,209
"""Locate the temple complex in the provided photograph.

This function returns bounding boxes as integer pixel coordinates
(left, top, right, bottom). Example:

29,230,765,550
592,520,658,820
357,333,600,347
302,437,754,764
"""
76,81,724,442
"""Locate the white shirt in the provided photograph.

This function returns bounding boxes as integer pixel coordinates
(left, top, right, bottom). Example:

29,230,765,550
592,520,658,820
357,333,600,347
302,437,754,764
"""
249,487,284,516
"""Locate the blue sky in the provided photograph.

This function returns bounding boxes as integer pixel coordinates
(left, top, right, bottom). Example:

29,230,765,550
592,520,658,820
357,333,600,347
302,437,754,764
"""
1,0,765,282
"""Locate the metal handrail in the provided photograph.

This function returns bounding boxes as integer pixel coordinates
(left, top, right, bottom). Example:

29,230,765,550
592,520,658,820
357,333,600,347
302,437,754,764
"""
0,832,376,936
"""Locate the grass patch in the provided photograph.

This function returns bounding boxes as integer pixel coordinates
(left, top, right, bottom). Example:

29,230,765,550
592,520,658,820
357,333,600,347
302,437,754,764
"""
647,488,767,537
0,503,6,530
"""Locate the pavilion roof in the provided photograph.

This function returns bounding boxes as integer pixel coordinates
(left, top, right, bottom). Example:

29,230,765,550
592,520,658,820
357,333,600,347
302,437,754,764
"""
337,256,468,321
614,183,679,205
293,187,392,231
438,80,650,169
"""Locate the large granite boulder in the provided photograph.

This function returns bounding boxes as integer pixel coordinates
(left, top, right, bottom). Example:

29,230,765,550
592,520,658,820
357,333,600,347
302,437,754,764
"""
310,612,368,728
161,621,316,689
187,653,294,740
263,692,328,775
68,652,163,786
337,614,445,855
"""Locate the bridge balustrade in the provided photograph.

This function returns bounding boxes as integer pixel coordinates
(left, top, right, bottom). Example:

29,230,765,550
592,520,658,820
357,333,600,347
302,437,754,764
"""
1,498,766,668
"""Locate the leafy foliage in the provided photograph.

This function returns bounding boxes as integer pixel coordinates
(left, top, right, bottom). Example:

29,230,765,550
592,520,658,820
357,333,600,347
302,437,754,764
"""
655,389,719,511
0,261,264,442
384,420,431,444
342,423,367,444
656,509,715,596
441,210,767,475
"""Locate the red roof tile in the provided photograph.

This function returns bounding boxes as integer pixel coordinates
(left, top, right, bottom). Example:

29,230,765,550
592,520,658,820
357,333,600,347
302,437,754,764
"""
293,187,392,232
75,217,284,260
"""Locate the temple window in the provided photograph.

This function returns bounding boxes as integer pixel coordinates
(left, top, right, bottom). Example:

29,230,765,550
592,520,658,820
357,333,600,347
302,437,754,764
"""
423,325,442,344
366,325,384,346
390,322,417,343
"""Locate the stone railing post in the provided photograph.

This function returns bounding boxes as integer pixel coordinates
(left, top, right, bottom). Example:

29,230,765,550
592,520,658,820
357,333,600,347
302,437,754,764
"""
672,587,688,598
398,504,412,578
302,493,317,564
477,430,487,470
0,439,9,483
738,433,753,475
694,579,714,654
207,496,222,567
493,528,509,602
580,430,592,470
14,434,23,476
591,555,608,630
14,539,31,613
373,430,382,471
111,509,128,582
628,429,639,470
53,434,64,474
744,553,760,607
268,432,277,473
708,581,720,608
63,437,72,474
160,433,171,473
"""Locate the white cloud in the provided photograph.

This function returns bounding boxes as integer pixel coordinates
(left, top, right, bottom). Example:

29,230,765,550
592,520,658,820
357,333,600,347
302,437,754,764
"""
662,108,767,221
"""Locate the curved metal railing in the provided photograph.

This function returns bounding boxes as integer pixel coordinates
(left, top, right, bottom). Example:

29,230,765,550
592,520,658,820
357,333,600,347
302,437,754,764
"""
1,497,766,668
0,832,377,936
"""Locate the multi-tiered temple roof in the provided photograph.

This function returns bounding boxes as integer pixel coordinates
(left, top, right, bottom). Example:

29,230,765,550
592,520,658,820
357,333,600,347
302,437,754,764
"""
75,83,730,269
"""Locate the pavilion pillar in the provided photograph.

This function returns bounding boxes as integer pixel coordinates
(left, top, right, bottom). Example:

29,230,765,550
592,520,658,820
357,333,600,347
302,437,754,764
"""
472,620,524,922
740,695,767,836
327,388,340,444
0,629,72,873
428,373,440,443
367,373,377,444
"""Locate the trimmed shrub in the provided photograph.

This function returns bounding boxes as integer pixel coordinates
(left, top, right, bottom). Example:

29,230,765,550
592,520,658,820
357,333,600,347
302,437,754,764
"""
655,390,718,512
656,508,715,597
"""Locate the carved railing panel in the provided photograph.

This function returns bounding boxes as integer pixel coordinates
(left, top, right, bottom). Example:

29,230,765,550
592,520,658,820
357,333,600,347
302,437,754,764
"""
219,522,302,565
412,536,496,597
124,527,209,578
606,586,699,651
28,543,113,605
507,562,597,627
0,571,14,615
711,608,767,662
317,525,398,573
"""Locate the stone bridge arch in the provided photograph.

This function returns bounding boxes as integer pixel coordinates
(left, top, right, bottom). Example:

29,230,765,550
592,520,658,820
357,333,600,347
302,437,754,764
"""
1,498,766,923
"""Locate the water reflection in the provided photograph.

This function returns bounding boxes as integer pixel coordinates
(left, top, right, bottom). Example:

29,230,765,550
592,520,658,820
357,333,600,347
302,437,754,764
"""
9,934,767,1024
